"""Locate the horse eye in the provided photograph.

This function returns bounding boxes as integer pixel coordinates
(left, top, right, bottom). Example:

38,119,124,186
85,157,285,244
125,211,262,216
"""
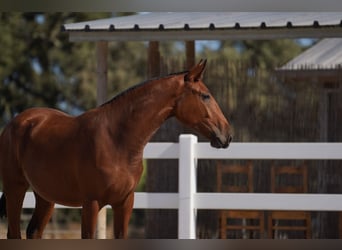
201,93,210,101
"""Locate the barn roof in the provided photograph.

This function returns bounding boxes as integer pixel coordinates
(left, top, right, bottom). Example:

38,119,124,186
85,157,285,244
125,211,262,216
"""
279,38,342,70
62,12,342,41
277,38,342,83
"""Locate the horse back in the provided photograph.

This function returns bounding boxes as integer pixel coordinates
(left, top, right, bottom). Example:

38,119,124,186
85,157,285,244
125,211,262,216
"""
12,107,74,133
0,108,77,167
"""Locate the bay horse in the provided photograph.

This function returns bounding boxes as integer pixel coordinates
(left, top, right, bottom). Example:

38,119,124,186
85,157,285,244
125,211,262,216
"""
0,59,232,239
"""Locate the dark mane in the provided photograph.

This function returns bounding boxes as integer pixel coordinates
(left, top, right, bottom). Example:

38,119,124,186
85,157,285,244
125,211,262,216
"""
100,70,188,107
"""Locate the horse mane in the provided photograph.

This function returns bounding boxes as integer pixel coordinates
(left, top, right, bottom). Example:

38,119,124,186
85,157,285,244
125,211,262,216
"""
100,70,189,107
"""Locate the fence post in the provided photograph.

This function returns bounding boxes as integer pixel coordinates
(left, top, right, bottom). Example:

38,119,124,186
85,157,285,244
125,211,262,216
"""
178,134,198,239
96,208,107,239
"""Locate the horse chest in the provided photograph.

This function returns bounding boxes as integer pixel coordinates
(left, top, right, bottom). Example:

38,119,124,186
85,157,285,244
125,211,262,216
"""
76,160,142,204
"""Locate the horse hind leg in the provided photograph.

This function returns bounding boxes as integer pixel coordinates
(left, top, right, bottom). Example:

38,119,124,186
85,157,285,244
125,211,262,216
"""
3,181,29,239
26,192,54,239
0,194,7,218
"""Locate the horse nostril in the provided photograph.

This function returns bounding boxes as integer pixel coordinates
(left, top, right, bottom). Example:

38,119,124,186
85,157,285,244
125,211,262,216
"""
228,135,233,143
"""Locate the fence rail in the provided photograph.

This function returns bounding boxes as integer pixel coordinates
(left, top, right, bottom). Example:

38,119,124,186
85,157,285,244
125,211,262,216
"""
2,134,342,239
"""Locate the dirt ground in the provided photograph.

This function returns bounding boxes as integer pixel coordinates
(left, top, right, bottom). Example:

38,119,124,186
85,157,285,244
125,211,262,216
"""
0,221,145,239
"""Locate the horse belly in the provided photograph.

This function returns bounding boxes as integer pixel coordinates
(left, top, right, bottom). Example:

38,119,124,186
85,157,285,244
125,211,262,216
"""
21,144,83,207
24,164,83,207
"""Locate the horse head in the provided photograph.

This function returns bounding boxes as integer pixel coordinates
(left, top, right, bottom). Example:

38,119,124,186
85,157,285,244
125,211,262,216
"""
174,59,233,148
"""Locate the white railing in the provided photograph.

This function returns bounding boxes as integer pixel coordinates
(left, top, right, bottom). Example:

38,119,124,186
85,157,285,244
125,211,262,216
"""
2,134,342,239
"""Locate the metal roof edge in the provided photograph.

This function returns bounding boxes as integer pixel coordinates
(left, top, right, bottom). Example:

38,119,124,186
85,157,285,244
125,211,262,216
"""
67,28,342,42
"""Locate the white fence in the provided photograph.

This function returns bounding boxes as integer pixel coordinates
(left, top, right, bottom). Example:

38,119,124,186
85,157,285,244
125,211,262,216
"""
2,134,342,239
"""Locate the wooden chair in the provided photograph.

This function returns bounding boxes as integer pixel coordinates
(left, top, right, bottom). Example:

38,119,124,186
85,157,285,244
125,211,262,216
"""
268,163,311,239
217,161,265,239
340,213,342,238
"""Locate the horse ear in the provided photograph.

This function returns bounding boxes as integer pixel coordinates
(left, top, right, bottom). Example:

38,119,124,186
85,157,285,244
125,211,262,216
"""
184,59,207,82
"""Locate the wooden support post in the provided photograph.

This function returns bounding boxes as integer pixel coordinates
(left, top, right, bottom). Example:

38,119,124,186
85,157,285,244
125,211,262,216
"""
96,41,108,239
185,41,195,69
148,41,160,78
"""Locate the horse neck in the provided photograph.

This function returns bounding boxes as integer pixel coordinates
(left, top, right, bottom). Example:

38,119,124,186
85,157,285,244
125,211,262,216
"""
100,76,183,154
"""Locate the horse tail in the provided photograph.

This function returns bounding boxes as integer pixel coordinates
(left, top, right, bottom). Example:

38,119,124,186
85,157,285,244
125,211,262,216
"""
0,130,6,218
0,194,6,218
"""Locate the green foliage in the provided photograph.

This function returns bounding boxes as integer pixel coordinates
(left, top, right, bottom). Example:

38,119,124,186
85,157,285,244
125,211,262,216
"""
0,12,148,128
1,13,96,124
237,40,303,68
108,41,148,95
200,39,303,68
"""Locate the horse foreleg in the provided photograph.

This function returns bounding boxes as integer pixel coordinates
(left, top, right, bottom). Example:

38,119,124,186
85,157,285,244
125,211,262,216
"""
113,192,134,239
26,192,54,239
81,200,100,239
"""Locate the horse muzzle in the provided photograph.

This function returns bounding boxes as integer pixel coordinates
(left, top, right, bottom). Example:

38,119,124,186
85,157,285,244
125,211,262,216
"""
210,133,232,149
